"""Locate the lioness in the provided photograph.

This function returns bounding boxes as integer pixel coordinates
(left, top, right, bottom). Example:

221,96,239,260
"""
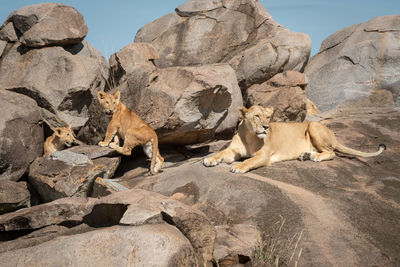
44,126,75,156
97,91,163,175
203,105,386,173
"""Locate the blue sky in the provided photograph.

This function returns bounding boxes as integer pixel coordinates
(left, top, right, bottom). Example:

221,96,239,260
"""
1,0,399,59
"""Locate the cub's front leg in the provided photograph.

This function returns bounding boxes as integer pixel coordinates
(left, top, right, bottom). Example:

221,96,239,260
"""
99,122,118,147
230,150,269,173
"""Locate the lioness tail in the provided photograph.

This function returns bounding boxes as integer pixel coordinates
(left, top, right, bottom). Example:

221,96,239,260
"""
335,143,386,158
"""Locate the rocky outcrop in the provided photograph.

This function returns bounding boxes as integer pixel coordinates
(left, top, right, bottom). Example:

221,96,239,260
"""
247,70,308,122
0,90,43,181
0,41,108,128
0,180,31,215
305,15,400,112
0,189,216,266
0,4,108,129
0,3,88,47
135,0,311,89
29,150,120,202
116,108,400,266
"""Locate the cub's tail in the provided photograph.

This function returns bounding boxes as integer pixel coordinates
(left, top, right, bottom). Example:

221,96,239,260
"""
335,143,386,158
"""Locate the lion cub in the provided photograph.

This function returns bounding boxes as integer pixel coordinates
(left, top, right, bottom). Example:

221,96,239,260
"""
97,91,163,175
44,126,76,156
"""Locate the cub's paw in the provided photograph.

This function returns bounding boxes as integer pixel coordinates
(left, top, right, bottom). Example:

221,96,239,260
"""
203,157,218,167
109,142,119,150
230,164,247,174
299,152,311,162
98,141,108,147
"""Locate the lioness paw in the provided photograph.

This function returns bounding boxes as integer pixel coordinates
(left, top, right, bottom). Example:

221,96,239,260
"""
98,141,108,147
203,157,218,167
310,154,322,162
299,152,311,161
230,164,247,174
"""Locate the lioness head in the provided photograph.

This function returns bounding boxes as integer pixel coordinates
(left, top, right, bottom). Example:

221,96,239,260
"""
239,105,274,139
54,127,75,147
97,91,120,115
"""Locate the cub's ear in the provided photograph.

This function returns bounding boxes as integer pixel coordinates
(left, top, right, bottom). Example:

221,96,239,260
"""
264,107,274,115
97,91,106,100
114,91,120,101
239,107,248,119
55,128,62,137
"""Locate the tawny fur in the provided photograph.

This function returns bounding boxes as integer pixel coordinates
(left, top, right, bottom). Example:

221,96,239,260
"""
97,91,163,175
43,127,75,156
203,105,386,173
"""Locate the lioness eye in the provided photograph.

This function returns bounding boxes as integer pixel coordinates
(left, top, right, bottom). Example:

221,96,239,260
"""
113,102,116,104
254,115,260,119
106,101,109,104
67,133,70,136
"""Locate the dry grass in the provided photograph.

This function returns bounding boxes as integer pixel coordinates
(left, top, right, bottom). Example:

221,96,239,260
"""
252,215,303,267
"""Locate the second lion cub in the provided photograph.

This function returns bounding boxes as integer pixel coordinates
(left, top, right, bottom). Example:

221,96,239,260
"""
97,91,163,175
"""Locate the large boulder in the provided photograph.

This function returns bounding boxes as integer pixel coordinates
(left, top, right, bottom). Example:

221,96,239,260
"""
135,0,311,89
0,3,88,47
246,70,308,122
0,90,43,181
0,225,198,267
0,41,108,128
0,4,108,129
305,15,400,112
0,180,31,215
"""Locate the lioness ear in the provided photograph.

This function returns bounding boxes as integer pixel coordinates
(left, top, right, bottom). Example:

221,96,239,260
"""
265,107,274,115
239,107,248,119
114,91,120,101
97,91,106,100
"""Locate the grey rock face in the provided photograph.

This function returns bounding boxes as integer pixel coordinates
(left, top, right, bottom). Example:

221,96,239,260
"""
135,0,311,89
247,71,308,122
0,225,198,267
0,180,31,215
0,90,43,181
0,3,88,47
28,153,120,202
0,41,108,128
305,15,400,112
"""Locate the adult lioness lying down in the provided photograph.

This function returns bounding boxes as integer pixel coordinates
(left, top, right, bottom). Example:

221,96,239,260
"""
203,105,386,173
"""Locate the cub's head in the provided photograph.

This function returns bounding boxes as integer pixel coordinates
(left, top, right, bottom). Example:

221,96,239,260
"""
97,91,120,115
239,105,274,139
54,127,75,147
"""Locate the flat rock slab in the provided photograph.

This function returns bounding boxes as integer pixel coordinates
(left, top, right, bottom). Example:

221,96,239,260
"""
28,153,120,202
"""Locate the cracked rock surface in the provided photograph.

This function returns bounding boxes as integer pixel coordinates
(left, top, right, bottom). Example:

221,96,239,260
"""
305,15,400,112
135,0,311,90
